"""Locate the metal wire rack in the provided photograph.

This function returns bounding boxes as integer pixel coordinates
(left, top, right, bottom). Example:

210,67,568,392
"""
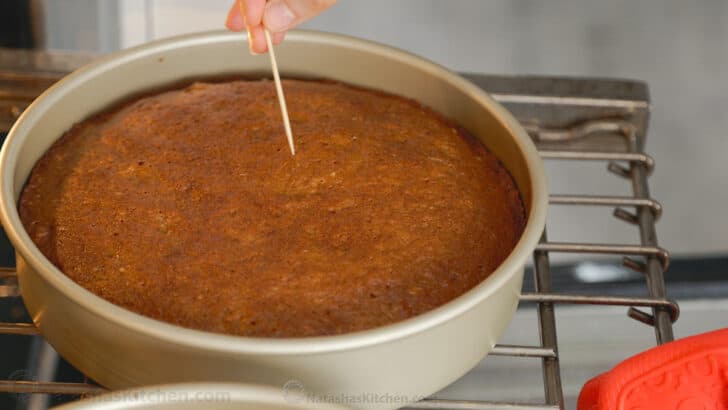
0,49,678,410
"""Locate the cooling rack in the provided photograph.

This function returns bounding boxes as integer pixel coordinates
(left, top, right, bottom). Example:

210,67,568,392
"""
0,48,678,410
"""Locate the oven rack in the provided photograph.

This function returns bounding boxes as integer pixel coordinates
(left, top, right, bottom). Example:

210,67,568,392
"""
0,49,677,410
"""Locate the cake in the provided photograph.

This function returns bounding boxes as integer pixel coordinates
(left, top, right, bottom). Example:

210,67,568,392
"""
18,79,526,337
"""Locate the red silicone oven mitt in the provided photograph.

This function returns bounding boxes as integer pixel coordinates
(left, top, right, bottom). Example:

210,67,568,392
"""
578,328,728,410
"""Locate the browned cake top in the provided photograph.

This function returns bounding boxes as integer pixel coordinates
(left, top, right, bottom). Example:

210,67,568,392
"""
19,79,525,337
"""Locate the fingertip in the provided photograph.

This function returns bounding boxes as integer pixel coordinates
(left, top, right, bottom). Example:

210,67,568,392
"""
263,0,296,33
248,25,268,54
242,0,267,27
271,31,286,45
225,2,246,31
226,18,246,31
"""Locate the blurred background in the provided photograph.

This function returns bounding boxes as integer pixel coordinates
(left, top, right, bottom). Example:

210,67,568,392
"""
1,1,727,409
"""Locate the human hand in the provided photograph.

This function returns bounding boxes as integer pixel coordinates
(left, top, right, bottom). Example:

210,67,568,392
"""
225,0,337,54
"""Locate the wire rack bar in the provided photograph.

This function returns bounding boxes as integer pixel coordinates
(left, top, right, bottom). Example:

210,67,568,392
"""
0,381,105,396
532,231,563,407
492,93,649,110
525,120,628,142
520,294,679,322
0,267,17,279
0,267,19,297
489,345,557,358
25,338,61,410
548,195,661,219
625,131,674,344
538,150,654,173
0,285,19,298
535,242,669,270
0,323,39,335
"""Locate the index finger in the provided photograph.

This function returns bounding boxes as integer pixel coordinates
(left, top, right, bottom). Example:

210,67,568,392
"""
240,0,267,28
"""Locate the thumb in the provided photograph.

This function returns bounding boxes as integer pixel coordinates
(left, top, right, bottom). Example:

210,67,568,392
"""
263,0,336,33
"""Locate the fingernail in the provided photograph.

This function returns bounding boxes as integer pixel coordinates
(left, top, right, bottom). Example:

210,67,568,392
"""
265,0,296,32
247,30,260,55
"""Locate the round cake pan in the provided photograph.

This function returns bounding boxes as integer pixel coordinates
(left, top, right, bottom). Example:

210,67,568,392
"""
54,383,352,410
0,31,547,410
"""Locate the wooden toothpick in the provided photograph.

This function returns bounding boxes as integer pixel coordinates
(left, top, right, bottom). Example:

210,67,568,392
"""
264,29,296,156
239,2,295,155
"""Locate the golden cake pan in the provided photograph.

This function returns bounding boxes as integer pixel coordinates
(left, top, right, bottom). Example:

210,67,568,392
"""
0,31,547,410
